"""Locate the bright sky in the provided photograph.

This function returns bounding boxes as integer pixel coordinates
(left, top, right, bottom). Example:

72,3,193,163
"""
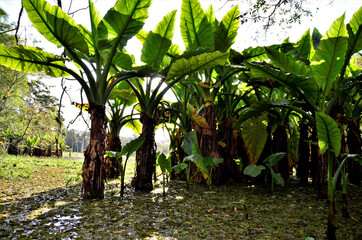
0,0,361,137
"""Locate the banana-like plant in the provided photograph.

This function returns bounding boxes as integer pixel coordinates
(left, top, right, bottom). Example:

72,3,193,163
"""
0,0,153,199
124,0,231,190
239,7,362,239
105,81,139,178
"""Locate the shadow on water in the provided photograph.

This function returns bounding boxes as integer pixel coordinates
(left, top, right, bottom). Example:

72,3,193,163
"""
0,178,361,240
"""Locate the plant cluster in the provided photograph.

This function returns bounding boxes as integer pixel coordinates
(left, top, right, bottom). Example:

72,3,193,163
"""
0,0,361,239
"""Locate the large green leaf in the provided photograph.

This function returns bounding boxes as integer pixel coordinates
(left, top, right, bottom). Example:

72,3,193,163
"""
112,49,135,70
214,5,240,52
88,0,102,52
242,113,268,165
23,0,89,55
347,6,362,55
97,0,151,59
311,14,348,94
120,137,145,159
244,165,265,177
157,153,172,173
167,51,229,79
233,100,273,128
316,112,341,157
180,0,214,50
172,163,187,174
263,152,286,168
246,62,318,99
296,29,312,61
141,10,177,69
181,130,200,155
205,5,218,32
266,48,312,77
0,44,69,77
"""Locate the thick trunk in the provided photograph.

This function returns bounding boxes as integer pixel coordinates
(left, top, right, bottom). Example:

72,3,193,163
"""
82,103,106,199
272,124,289,181
316,152,328,199
217,117,242,183
134,112,156,191
105,132,122,178
297,121,310,184
199,101,221,184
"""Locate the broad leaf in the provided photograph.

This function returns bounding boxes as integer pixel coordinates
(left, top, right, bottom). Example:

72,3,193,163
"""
242,113,268,165
112,50,135,71
347,6,362,55
180,0,214,50
120,137,145,159
246,62,318,99
244,164,265,177
97,0,151,59
316,112,341,157
167,51,229,79
181,130,200,155
233,100,273,128
214,5,240,52
263,152,286,168
172,163,187,174
296,29,312,61
311,14,348,94
183,153,203,163
124,121,142,135
141,10,176,69
205,5,218,32
312,28,322,50
88,0,101,52
157,153,172,173
213,158,224,166
266,48,312,77
23,0,89,55
270,169,285,186
0,44,69,77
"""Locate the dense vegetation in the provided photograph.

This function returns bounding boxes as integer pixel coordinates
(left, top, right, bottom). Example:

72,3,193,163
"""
0,0,361,239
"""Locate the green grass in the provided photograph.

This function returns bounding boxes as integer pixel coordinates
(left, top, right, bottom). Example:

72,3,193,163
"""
0,155,82,180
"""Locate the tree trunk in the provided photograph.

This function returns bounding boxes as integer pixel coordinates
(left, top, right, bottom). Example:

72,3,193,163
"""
272,124,289,181
217,117,242,183
134,112,156,191
82,103,106,199
316,152,328,199
199,101,221,184
105,132,122,178
297,121,310,184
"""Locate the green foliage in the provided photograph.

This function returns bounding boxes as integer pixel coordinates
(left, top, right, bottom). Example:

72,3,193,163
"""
243,164,265,177
0,45,68,78
180,0,214,50
106,137,145,198
141,10,176,70
243,153,286,190
167,51,229,80
214,5,240,52
241,113,268,165
311,14,348,96
315,112,341,157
